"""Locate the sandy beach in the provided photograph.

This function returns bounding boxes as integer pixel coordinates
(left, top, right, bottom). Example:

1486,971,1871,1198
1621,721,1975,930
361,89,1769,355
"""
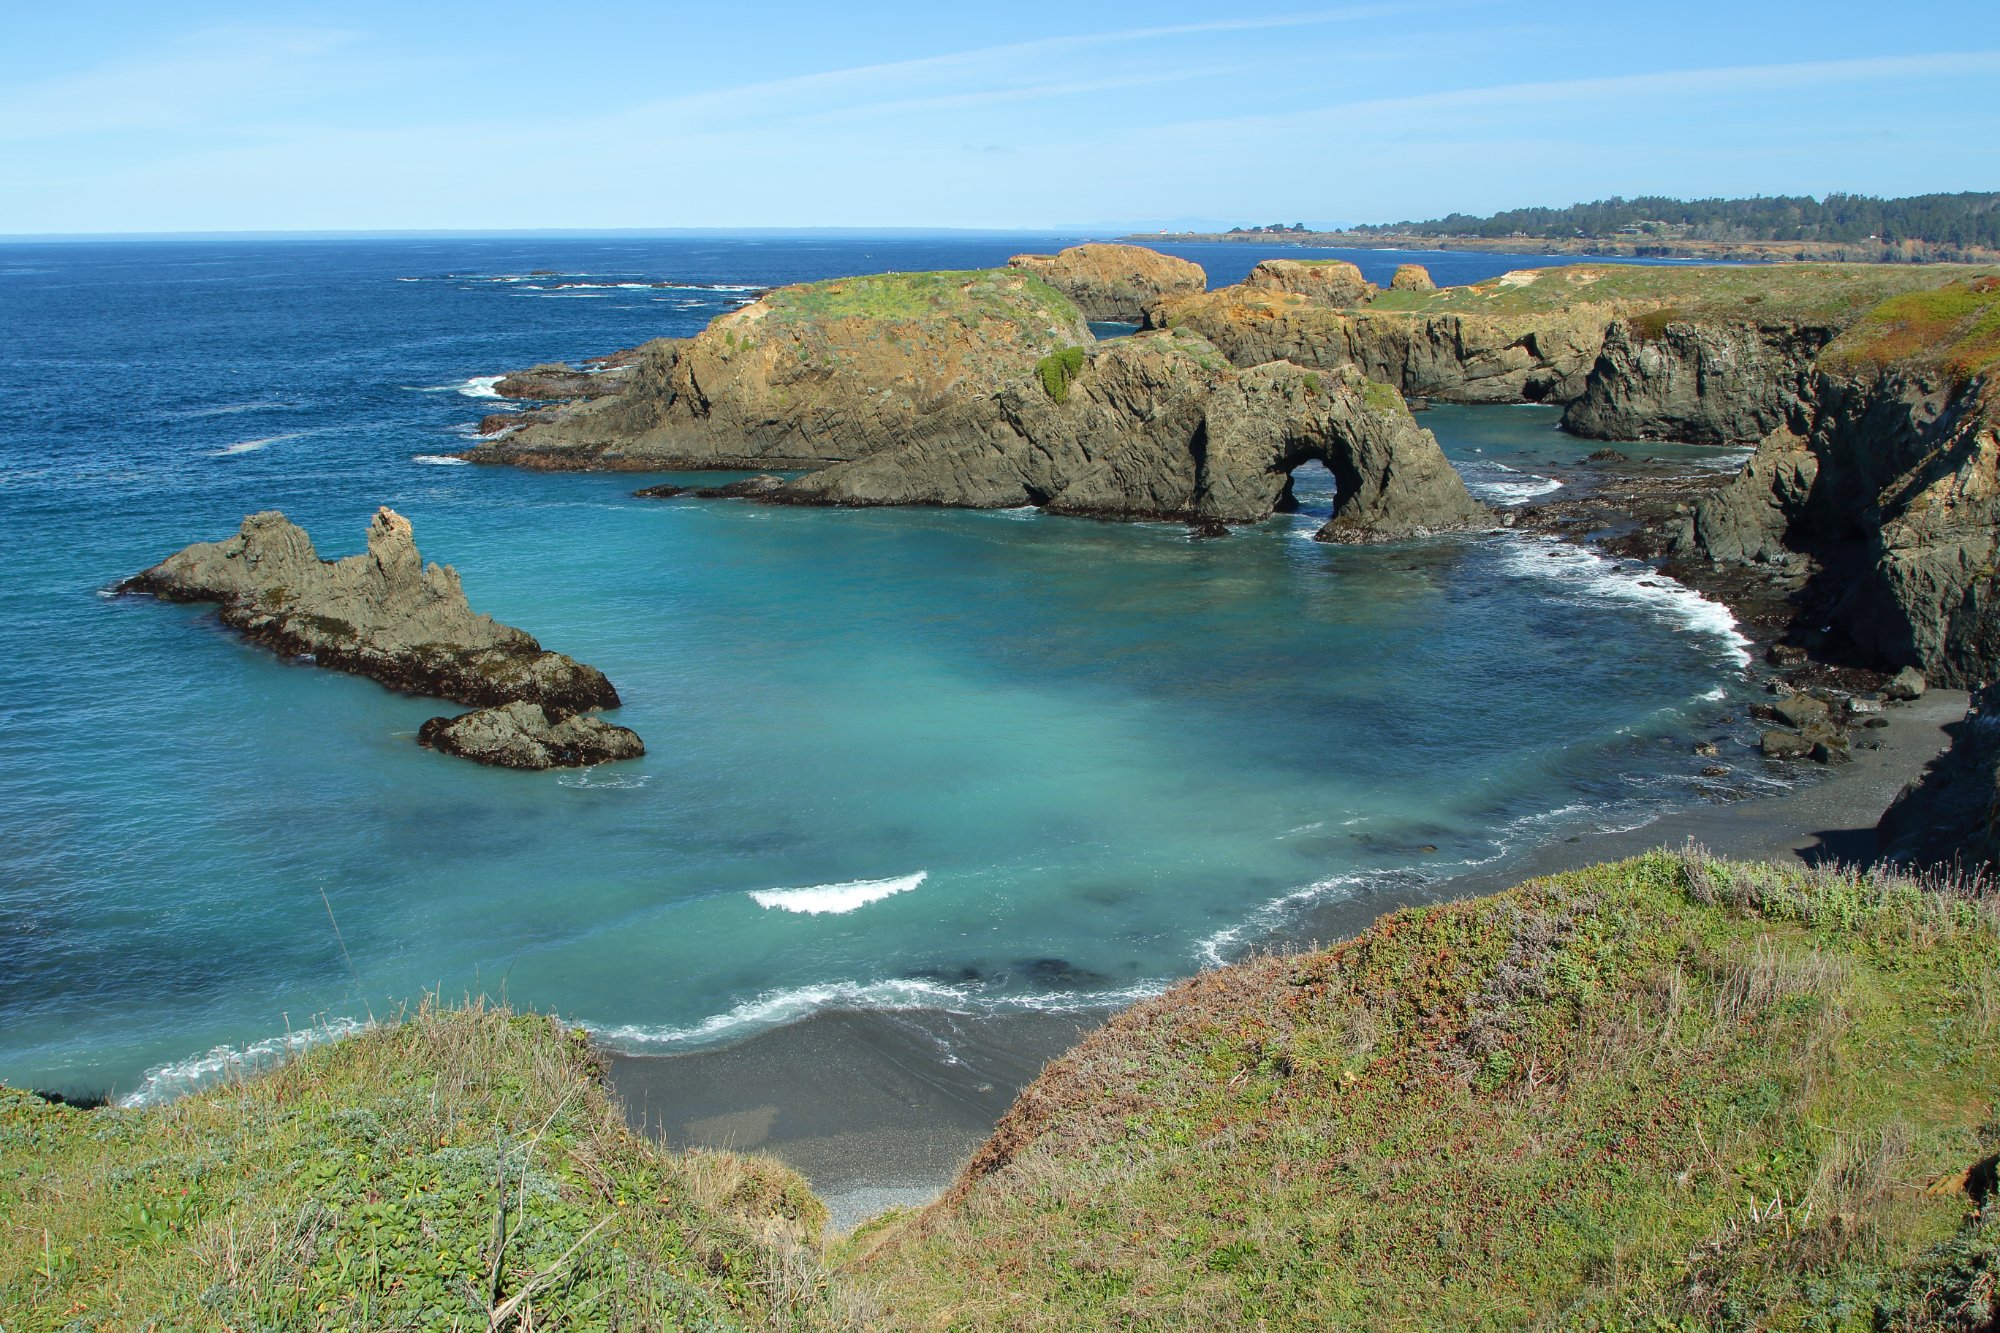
609,687,1972,1230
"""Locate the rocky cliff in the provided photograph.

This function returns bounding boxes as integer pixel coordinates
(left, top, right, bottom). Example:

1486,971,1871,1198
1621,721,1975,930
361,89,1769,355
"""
770,329,1484,538
1670,278,2000,686
473,268,1091,471
1241,258,1374,306
123,509,638,766
470,264,1487,539
1005,244,1205,322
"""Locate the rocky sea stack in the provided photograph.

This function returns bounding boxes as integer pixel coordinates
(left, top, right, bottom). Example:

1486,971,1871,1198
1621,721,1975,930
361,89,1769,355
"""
122,508,639,768
417,701,645,770
1005,242,1206,322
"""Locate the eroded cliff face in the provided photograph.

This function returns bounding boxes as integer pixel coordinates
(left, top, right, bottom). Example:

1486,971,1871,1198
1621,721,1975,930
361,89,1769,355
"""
1560,319,1839,444
1005,244,1206,322
1241,259,1374,307
1151,286,1611,404
772,329,1485,538
471,266,1487,539
1671,284,2000,686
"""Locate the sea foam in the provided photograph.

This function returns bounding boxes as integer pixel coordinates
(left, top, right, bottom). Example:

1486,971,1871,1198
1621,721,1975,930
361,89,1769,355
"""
457,375,505,398
749,870,927,915
1498,534,1751,666
209,431,306,457
119,1016,371,1107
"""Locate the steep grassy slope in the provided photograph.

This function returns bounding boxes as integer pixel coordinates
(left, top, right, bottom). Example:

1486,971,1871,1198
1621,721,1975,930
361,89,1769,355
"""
0,1000,859,1331
847,851,1999,1331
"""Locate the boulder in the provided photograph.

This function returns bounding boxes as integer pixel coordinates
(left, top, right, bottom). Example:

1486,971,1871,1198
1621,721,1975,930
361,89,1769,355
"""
1772,693,1832,729
122,508,622,716
1007,245,1206,323
495,363,626,401
1389,264,1436,292
418,701,644,770
1760,730,1813,759
1884,666,1927,701
1242,259,1374,307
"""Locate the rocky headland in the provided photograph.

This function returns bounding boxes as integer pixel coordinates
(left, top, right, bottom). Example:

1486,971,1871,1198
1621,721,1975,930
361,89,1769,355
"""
466,255,1487,540
121,508,640,768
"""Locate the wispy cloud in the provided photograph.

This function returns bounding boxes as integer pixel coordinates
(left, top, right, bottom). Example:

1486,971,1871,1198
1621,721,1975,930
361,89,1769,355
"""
0,26,360,143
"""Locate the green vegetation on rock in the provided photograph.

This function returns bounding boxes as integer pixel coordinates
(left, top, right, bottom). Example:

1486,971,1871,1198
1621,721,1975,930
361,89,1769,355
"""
847,850,2000,1330
758,268,1083,347
1035,346,1088,403
1819,275,2000,385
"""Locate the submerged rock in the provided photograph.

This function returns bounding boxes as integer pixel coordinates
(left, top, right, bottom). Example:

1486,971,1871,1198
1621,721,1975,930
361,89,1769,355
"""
418,701,644,770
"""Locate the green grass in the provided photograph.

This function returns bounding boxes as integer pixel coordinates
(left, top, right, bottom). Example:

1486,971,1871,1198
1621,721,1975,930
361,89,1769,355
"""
1819,276,2000,384
755,268,1082,333
845,850,2000,1330
1356,262,1995,322
0,998,859,1331
8,854,1994,1330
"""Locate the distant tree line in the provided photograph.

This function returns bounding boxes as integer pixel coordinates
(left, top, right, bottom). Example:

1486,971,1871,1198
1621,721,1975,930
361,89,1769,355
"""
1349,193,2000,248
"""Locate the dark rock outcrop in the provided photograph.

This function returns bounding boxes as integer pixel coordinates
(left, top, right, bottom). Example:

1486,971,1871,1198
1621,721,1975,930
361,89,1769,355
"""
1006,245,1205,323
1877,684,1999,872
418,701,644,770
123,510,642,768
495,362,627,401
1560,319,1838,444
123,508,619,713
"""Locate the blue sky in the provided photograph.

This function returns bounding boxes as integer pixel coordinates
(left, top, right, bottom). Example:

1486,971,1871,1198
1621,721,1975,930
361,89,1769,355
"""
3,1,1997,234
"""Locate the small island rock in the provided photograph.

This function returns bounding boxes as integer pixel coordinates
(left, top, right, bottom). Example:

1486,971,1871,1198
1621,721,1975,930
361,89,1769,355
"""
418,701,645,770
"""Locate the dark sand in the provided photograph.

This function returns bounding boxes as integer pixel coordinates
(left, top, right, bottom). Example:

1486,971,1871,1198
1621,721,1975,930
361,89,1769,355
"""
609,688,1971,1230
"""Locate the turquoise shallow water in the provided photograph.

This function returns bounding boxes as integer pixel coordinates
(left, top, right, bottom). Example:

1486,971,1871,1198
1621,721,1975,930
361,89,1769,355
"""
0,237,1763,1101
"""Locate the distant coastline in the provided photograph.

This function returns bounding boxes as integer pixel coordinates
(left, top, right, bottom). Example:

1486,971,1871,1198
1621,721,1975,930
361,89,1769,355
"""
1121,230,2000,265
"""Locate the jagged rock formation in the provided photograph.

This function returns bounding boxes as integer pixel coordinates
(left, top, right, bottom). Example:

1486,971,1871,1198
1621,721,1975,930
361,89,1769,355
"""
1390,263,1436,292
1242,258,1374,306
1877,684,1999,871
471,266,1487,540
1152,282,1613,404
1005,244,1205,323
418,701,645,770
1669,279,2000,685
771,329,1485,538
494,362,628,402
123,509,639,766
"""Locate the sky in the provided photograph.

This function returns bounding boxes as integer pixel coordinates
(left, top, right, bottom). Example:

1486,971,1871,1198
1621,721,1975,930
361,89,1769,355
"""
3,1,1997,235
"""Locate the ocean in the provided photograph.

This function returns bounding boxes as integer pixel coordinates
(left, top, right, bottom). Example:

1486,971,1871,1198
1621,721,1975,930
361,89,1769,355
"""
0,235,1764,1102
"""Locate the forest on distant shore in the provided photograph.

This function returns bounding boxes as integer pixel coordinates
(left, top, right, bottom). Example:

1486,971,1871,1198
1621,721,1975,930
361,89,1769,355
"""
1338,192,2000,249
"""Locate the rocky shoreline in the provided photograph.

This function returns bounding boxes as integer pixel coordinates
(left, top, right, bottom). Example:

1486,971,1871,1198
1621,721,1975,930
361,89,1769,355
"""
120,508,643,769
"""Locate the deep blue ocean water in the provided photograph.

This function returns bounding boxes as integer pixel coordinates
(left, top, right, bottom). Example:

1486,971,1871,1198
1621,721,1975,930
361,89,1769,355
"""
0,236,1763,1101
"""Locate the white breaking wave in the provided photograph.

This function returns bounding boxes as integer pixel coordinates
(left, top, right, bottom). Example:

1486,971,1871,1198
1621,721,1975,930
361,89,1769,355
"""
118,1016,372,1107
1498,533,1752,666
181,400,290,419
411,454,471,466
1469,461,1564,504
589,975,1169,1050
209,431,306,457
750,870,927,915
457,375,505,398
